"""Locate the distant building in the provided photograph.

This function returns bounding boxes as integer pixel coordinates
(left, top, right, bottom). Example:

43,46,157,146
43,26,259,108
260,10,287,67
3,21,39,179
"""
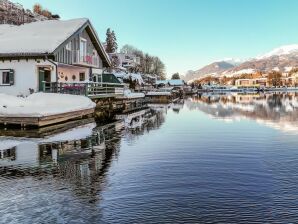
109,53,141,71
235,78,268,87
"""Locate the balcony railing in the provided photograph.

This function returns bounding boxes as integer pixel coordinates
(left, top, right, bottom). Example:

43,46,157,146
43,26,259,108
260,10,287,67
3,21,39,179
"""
73,50,100,67
43,82,124,98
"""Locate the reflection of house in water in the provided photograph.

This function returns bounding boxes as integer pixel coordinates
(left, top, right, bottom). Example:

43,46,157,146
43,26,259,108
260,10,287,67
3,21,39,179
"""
0,106,168,200
171,100,184,113
115,107,166,137
0,122,122,200
188,93,298,133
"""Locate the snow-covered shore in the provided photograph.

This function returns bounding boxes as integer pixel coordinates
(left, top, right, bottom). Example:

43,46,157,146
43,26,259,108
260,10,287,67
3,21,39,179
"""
0,93,96,117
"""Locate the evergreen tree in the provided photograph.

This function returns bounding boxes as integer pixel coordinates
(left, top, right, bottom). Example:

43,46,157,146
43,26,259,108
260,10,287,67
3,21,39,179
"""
105,28,112,53
105,28,118,53
111,31,118,53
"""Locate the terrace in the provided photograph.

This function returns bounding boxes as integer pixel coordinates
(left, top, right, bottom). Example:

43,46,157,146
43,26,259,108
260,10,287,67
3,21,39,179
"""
42,81,124,99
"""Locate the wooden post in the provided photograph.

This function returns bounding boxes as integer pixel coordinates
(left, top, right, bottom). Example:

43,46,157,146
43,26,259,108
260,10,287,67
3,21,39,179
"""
59,82,63,93
42,81,46,92
85,83,88,96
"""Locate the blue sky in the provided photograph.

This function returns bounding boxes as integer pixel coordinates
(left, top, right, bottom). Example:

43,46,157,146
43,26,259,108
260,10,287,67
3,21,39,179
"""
13,0,298,77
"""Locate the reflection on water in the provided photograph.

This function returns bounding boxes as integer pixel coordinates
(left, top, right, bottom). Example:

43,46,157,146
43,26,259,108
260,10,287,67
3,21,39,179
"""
191,92,298,133
0,108,165,223
2,95,298,223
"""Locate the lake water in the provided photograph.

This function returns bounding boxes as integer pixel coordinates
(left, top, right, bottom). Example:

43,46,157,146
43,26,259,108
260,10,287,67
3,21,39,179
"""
1,92,298,223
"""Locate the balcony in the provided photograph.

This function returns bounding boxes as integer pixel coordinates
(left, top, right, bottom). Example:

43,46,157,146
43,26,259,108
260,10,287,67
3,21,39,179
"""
42,81,124,99
73,50,100,68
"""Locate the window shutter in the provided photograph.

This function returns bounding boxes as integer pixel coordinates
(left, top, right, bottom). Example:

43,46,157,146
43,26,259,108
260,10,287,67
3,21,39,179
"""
9,70,14,85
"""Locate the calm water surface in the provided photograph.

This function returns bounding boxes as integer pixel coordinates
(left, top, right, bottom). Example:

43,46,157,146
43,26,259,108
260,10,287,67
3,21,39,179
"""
1,92,298,223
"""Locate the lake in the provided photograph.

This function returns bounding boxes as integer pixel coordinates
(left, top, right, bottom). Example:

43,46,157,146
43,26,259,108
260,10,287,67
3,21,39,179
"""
1,92,298,223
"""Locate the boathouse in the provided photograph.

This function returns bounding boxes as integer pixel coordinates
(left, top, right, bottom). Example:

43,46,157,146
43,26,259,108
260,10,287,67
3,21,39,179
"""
0,18,115,96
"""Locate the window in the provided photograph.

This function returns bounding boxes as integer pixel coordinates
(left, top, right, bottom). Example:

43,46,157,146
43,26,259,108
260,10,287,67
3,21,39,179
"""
80,38,87,62
72,75,76,81
1,70,14,85
79,72,85,82
66,41,72,51
2,72,10,84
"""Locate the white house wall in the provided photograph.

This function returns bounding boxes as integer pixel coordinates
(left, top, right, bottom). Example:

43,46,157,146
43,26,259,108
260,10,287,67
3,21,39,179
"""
0,59,56,96
58,66,89,82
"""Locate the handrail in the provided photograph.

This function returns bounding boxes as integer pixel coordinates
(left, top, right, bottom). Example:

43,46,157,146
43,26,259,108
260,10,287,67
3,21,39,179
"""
43,82,124,97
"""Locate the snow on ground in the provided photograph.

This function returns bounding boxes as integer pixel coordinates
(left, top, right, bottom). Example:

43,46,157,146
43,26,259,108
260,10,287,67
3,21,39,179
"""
146,91,172,96
123,89,145,99
273,67,280,72
0,93,95,117
231,69,255,75
285,66,293,72
0,18,88,54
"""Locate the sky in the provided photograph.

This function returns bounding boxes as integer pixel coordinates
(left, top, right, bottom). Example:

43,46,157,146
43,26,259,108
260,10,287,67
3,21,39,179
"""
13,0,298,77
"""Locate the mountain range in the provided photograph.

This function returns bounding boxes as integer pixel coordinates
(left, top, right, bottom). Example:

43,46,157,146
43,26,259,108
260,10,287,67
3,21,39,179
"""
184,44,298,82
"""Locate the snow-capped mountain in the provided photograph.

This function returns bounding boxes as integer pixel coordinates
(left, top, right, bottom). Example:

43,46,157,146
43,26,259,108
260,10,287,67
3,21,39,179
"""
185,44,298,81
184,60,235,81
256,44,298,60
216,58,245,66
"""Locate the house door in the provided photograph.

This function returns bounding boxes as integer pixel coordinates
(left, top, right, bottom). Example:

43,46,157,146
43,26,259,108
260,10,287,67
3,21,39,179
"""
38,68,51,91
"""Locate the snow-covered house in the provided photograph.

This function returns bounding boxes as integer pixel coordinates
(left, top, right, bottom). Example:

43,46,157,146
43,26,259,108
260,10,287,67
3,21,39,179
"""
109,53,140,71
0,18,111,96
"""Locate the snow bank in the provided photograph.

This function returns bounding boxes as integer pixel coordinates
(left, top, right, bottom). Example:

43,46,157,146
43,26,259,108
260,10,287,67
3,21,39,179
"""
123,89,145,99
146,91,172,96
0,93,95,117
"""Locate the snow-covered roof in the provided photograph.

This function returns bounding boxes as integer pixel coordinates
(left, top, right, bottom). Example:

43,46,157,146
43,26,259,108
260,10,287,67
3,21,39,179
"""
0,18,88,55
168,79,185,86
156,80,169,85
114,72,144,85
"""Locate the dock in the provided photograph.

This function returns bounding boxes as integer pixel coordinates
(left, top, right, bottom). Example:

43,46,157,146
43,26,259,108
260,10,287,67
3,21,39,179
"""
0,108,94,128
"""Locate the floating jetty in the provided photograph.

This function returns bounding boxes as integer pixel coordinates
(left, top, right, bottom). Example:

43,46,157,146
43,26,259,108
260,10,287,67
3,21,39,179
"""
0,93,96,128
0,108,94,128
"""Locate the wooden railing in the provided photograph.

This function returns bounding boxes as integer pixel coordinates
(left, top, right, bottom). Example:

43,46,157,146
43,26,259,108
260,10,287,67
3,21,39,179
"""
73,50,100,67
43,82,124,98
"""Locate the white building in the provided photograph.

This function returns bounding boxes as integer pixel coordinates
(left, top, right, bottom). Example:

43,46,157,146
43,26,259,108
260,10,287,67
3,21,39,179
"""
109,52,140,71
0,18,111,96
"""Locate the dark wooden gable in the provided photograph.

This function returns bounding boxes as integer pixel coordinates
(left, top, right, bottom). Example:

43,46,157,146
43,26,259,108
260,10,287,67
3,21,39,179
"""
53,20,111,68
